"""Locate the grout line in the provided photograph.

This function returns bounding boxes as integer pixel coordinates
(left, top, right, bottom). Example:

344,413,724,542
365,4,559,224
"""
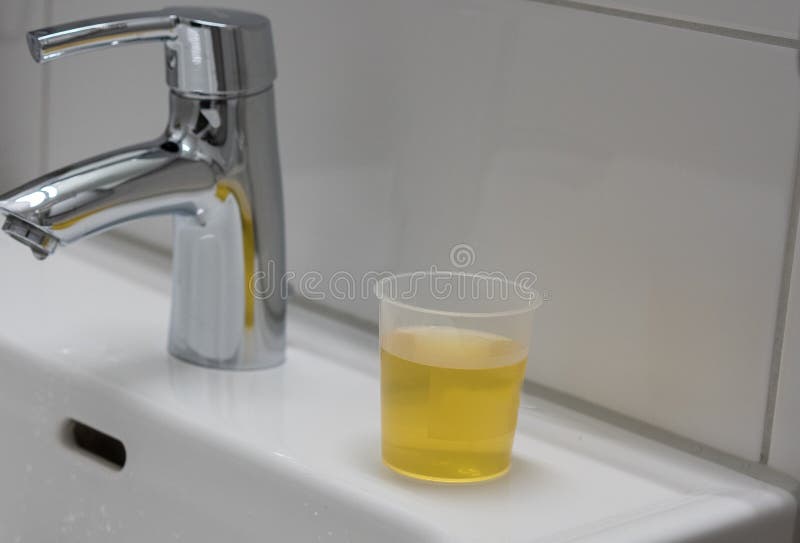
528,0,800,49
760,120,800,464
289,292,379,333
38,0,54,173
39,64,50,172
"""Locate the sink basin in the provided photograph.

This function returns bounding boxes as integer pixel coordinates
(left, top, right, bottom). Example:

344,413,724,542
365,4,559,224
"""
0,235,795,542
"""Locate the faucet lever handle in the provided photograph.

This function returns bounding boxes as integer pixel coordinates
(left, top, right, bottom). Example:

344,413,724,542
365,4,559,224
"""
27,10,176,62
27,7,276,98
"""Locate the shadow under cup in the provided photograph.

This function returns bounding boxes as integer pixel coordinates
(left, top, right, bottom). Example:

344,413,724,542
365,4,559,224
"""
376,272,540,483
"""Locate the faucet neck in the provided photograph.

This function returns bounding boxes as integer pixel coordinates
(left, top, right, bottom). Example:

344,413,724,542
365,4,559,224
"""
167,89,287,369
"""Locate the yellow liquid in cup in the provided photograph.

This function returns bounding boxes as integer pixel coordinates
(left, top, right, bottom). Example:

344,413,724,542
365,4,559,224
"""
381,326,527,482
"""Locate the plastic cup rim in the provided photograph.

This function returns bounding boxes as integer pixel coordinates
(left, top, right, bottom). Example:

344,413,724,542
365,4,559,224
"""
374,271,542,319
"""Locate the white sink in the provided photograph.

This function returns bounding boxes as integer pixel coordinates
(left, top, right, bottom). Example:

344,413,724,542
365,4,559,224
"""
0,235,795,542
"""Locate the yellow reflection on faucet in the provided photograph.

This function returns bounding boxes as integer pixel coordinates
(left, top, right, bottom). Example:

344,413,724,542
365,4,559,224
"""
215,180,255,328
51,206,107,231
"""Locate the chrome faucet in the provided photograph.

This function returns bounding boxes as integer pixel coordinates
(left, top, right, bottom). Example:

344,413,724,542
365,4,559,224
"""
0,8,287,370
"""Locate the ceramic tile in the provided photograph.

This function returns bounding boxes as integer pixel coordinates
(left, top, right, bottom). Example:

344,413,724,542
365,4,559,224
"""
387,2,799,460
770,188,800,480
0,0,47,192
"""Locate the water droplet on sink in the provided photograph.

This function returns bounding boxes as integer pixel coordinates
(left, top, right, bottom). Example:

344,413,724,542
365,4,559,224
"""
25,464,32,473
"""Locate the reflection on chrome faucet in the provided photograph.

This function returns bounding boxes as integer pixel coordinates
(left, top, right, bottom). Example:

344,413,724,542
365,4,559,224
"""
0,8,286,370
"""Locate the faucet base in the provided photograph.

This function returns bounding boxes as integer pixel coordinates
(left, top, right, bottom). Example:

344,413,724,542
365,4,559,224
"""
168,346,286,371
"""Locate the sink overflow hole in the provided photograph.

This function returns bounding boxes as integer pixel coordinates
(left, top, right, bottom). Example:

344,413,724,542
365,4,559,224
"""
62,419,126,470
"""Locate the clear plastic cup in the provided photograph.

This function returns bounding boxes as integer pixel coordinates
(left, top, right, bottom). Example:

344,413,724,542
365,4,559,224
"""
376,271,540,483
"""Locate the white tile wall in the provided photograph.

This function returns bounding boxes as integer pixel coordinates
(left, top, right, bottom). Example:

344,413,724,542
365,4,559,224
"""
387,2,800,461
36,0,800,462
0,0,47,191
566,0,800,40
770,185,800,480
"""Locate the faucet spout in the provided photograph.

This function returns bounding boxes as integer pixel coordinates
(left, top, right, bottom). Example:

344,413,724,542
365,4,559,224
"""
0,139,215,251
